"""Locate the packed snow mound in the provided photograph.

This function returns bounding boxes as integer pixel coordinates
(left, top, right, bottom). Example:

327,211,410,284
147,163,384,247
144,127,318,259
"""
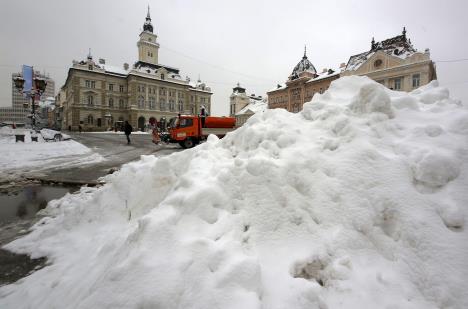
1,76,468,309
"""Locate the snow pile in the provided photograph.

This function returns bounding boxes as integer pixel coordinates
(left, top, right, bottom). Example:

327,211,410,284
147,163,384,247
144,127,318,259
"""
1,76,467,308
0,139,102,172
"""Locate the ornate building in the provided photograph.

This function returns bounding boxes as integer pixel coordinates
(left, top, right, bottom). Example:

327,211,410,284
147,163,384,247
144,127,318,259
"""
229,83,267,127
341,28,437,91
267,48,340,113
61,8,212,131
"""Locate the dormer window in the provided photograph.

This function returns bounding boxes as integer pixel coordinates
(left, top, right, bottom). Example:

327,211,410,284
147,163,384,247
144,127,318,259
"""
161,74,165,80
88,65,93,70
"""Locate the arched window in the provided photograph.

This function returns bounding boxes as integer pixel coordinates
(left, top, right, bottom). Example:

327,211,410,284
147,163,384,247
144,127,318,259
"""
119,99,124,109
87,96,94,106
138,95,145,109
109,98,114,108
87,114,94,124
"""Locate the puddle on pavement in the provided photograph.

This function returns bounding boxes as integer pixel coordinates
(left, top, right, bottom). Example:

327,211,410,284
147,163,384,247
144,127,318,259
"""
0,184,79,286
0,184,78,223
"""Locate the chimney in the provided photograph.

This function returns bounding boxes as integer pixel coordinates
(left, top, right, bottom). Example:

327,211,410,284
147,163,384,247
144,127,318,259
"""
322,68,328,73
123,63,129,70
424,48,430,56
99,58,105,64
340,62,346,68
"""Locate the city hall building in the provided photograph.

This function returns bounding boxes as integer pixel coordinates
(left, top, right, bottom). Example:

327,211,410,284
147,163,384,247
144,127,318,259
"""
61,8,212,131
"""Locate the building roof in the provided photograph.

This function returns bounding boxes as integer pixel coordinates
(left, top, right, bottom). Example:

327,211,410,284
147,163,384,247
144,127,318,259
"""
290,47,317,80
345,27,417,71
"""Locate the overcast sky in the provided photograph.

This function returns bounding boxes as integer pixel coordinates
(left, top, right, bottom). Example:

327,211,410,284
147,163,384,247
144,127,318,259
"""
1,0,467,115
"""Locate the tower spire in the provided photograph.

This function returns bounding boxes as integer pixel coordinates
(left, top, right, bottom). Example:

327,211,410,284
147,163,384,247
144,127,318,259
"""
143,6,153,33
303,45,307,58
87,48,92,60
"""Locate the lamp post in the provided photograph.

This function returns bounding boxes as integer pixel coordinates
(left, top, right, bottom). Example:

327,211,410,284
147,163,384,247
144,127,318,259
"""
13,73,47,130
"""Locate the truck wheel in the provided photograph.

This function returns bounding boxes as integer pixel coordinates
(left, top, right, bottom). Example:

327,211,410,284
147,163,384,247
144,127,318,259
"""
182,138,194,149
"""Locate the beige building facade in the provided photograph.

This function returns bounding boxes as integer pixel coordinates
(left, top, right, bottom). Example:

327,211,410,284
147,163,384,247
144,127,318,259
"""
61,8,212,132
229,83,267,127
342,28,437,91
268,49,340,113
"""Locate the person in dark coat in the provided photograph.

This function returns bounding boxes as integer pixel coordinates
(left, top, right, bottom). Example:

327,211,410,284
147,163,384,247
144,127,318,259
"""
124,121,133,144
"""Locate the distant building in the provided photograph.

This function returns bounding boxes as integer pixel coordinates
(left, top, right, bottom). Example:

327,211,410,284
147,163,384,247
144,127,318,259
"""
229,83,267,127
341,27,437,91
267,48,341,113
0,72,55,125
235,97,268,127
61,8,212,132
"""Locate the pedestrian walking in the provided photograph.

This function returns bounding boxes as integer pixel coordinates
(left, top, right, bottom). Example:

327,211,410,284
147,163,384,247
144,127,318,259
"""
124,120,133,144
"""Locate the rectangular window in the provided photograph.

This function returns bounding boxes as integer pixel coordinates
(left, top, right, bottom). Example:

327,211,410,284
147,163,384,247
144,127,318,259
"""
394,77,402,90
85,80,90,88
119,85,124,92
412,74,420,88
91,81,96,88
109,84,114,91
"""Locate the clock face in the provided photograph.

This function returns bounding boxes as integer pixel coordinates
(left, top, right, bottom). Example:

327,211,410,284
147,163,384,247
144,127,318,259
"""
374,59,383,68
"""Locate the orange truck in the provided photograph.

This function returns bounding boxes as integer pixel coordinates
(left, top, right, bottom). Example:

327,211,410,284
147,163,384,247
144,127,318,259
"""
167,115,236,148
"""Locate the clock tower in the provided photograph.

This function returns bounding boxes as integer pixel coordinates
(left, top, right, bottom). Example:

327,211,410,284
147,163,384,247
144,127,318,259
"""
137,6,159,65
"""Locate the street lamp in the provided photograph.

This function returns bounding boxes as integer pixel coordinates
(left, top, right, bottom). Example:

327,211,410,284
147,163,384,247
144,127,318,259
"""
13,74,47,129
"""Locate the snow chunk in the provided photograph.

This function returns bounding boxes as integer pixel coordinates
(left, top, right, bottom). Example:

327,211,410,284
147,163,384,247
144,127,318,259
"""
412,151,461,187
349,82,394,118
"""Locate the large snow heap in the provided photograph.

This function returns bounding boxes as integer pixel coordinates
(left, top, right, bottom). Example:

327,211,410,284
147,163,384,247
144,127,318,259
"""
1,76,467,308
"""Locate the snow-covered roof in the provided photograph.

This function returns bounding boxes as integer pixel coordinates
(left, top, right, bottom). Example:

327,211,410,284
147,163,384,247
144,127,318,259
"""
290,53,317,80
306,68,340,83
236,98,268,116
345,31,417,71
100,64,129,76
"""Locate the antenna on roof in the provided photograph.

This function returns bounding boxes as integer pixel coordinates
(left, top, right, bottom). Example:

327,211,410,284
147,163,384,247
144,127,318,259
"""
402,26,407,38
304,45,307,58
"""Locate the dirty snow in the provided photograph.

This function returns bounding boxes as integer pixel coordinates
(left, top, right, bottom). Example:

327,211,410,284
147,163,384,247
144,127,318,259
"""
1,76,467,309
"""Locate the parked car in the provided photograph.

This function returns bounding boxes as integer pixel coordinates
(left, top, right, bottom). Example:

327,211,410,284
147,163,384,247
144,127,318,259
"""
40,129,71,142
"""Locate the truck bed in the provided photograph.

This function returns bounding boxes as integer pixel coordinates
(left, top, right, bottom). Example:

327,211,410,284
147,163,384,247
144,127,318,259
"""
201,127,233,136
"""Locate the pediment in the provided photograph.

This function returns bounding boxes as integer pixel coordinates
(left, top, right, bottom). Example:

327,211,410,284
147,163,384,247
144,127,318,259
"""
355,50,405,75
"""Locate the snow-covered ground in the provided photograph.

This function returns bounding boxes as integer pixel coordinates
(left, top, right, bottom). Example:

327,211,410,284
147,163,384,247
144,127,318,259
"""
1,76,467,308
0,129,104,174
